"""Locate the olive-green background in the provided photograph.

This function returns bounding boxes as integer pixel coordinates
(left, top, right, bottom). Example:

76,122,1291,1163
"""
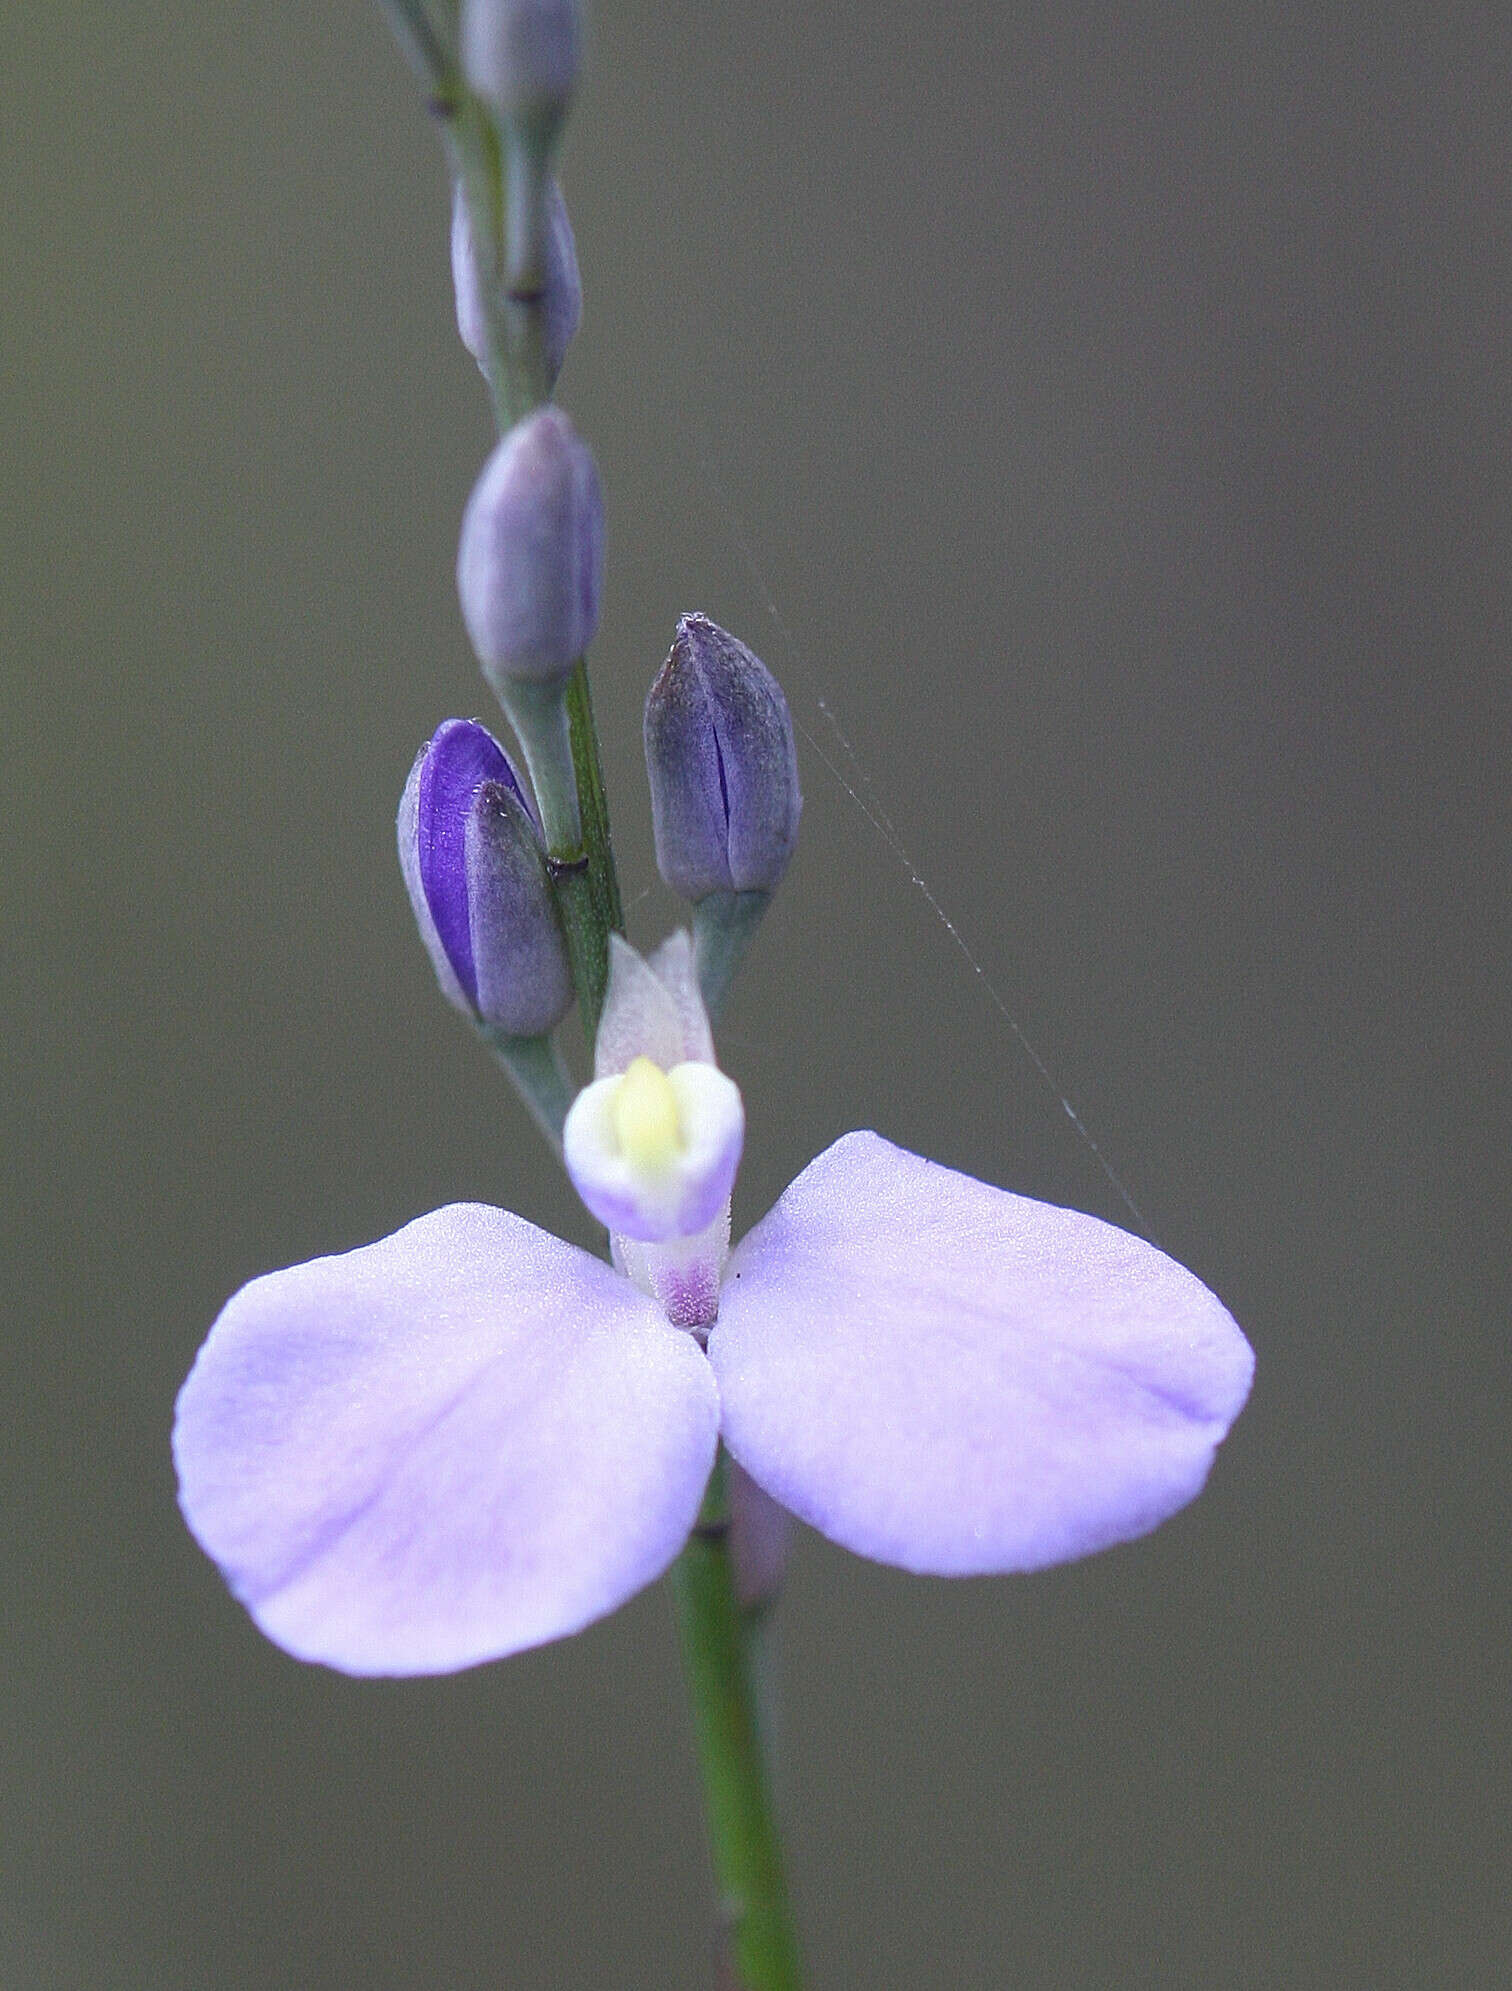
4,4,1508,1985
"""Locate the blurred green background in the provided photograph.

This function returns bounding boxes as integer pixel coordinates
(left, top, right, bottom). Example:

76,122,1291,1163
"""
4,3,1508,1985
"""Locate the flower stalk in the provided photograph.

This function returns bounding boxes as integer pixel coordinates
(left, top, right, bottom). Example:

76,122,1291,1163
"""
475,1024,573,1150
381,12,790,1944
171,16,1258,1991
693,890,772,1025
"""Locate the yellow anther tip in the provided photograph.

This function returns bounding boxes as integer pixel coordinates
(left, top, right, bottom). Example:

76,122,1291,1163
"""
611,1057,683,1170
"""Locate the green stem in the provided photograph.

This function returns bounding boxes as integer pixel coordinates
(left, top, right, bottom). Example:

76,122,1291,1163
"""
496,674,617,1042
671,1449,804,1991
566,660,625,941
503,121,552,294
550,852,606,1044
474,1025,573,1152
496,678,581,851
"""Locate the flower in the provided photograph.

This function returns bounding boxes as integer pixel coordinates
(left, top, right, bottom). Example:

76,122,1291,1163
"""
173,936,1253,1678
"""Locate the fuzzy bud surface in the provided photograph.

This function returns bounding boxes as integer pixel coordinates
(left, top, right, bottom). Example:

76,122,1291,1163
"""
398,718,572,1037
645,613,801,900
457,409,604,688
461,0,582,124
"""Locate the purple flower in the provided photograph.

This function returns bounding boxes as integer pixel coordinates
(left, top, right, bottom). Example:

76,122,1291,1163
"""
174,939,1252,1677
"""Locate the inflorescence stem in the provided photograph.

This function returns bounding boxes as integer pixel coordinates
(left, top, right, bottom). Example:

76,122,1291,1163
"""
672,1448,805,1991
451,66,622,1043
381,7,802,1980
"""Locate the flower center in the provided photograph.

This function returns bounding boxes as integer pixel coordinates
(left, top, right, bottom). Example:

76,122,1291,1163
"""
611,1056,683,1170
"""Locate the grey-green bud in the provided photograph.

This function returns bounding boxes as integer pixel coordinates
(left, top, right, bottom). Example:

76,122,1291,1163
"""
457,408,604,689
461,0,581,127
644,614,802,900
451,176,582,389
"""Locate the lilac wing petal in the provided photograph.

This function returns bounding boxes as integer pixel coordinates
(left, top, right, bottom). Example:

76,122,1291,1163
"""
708,1133,1253,1575
174,1204,719,1675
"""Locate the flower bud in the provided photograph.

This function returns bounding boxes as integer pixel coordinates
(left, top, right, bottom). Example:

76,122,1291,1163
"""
461,0,581,126
450,176,582,388
645,614,801,901
398,718,572,1038
457,409,604,688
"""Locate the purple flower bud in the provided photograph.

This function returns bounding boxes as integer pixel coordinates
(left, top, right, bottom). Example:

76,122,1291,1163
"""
450,177,582,388
461,0,581,124
398,719,572,1038
457,409,604,688
644,614,802,900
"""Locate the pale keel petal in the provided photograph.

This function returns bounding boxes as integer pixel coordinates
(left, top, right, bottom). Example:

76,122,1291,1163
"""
709,1133,1253,1576
646,929,717,1065
565,1061,744,1244
174,1204,719,1675
594,934,687,1077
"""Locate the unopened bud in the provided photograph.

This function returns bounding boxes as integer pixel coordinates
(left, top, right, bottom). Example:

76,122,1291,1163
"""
457,408,604,688
461,0,581,127
398,718,572,1038
450,177,582,388
645,614,801,900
